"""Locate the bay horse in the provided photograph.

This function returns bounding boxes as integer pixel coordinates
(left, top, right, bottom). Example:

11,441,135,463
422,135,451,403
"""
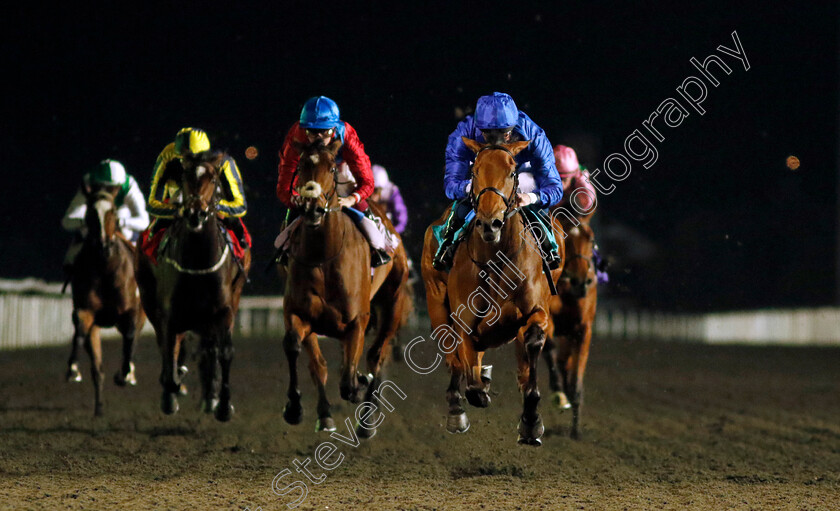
280,139,411,437
67,187,146,416
421,138,564,446
545,217,597,439
136,150,250,421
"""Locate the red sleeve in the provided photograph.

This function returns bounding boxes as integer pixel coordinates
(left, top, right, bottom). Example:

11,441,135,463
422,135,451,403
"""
339,122,374,202
277,123,304,206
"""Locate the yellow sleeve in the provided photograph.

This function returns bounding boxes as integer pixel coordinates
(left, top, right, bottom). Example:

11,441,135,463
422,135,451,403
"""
148,143,179,219
217,156,247,218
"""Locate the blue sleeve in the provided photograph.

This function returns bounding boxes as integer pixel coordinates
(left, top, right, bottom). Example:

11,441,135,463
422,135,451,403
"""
522,119,563,207
444,117,476,200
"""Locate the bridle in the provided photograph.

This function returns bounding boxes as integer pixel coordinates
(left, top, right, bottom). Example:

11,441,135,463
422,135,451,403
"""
162,162,230,275
469,145,520,221
287,153,347,266
292,161,343,215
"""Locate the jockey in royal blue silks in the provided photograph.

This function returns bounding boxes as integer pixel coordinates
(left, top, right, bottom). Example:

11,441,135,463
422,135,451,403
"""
432,92,564,271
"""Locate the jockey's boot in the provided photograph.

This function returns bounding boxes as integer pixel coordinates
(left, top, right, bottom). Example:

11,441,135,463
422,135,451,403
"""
432,211,466,272
541,235,562,270
371,248,391,268
362,208,392,268
222,216,250,249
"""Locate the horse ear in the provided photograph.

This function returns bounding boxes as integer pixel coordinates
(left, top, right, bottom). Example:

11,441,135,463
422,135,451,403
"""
326,139,342,157
461,137,483,154
212,151,225,169
505,140,531,156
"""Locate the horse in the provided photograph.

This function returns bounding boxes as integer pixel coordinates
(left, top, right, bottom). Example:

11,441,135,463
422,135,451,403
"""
67,187,146,416
544,217,597,439
280,139,411,437
135,150,250,421
421,138,564,446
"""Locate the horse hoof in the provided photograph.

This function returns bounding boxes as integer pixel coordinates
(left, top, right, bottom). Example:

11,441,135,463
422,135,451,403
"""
465,388,491,408
94,404,104,417
340,385,362,404
480,365,493,383
283,401,303,425
66,363,82,383
114,363,137,387
357,373,373,387
316,417,337,432
178,384,188,396
517,435,543,446
201,398,219,414
551,391,571,410
570,428,581,440
178,365,189,377
214,403,234,422
517,415,544,446
446,412,470,434
161,392,179,415
356,423,377,439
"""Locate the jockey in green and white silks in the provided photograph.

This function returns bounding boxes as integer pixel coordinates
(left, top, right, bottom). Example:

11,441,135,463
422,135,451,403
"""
62,159,150,268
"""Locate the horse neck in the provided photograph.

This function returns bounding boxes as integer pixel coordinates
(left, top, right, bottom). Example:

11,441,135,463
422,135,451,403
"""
176,214,223,267
298,208,344,260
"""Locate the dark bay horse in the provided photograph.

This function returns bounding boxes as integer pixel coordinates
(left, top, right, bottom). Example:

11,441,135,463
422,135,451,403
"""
136,151,250,421
421,138,564,446
67,188,145,416
281,140,411,437
545,218,597,439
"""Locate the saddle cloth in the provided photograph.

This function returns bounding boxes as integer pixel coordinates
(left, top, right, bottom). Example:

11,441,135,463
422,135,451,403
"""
140,224,249,265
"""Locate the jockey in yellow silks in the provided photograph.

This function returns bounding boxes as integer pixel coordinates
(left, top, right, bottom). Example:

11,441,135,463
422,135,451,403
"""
147,127,250,248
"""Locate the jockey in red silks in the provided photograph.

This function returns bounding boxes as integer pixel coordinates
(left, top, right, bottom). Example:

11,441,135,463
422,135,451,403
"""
553,144,609,284
276,96,393,267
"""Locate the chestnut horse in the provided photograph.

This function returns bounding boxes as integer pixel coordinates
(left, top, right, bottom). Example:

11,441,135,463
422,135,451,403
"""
136,151,250,421
421,138,564,446
544,218,597,439
67,188,145,416
280,140,410,437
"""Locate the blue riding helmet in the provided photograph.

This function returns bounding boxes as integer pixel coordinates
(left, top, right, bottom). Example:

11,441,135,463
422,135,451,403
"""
475,92,519,130
300,96,341,129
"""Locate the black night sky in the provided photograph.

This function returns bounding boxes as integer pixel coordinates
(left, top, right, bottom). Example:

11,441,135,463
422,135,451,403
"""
2,3,837,311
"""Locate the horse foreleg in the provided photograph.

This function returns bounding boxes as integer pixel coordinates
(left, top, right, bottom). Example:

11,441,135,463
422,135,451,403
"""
543,334,570,410
339,317,367,404
158,321,181,415
462,340,490,409
282,314,308,425
303,333,334,432
198,334,219,414
517,313,548,446
65,309,86,383
214,329,235,422
82,320,104,417
445,368,469,434
113,312,138,387
566,322,592,439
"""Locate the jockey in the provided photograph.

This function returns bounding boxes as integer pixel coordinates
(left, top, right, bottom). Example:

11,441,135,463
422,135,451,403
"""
554,144,596,215
62,159,150,269
553,144,609,283
276,96,392,267
371,164,408,234
147,127,250,249
433,92,563,271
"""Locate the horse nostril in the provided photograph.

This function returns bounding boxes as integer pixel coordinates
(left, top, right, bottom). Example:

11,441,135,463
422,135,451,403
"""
491,219,503,231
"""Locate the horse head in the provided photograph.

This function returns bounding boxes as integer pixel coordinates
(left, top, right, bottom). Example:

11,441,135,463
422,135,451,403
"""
559,222,596,299
179,150,224,232
293,139,342,227
461,137,530,244
83,185,119,256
